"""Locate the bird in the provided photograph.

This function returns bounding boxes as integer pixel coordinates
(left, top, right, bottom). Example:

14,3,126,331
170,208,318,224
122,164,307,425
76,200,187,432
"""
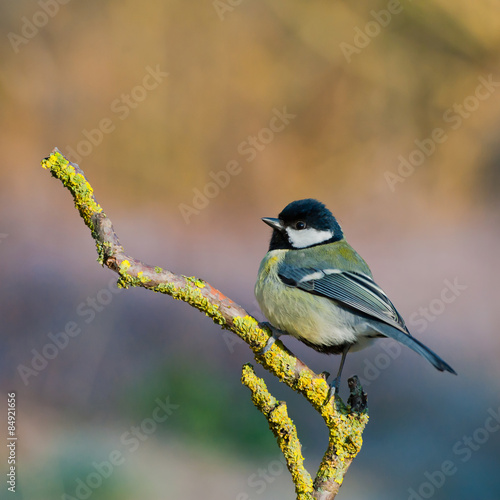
254,198,456,396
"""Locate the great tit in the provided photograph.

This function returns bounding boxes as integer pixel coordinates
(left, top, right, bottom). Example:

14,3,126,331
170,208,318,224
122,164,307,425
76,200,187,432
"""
255,198,456,394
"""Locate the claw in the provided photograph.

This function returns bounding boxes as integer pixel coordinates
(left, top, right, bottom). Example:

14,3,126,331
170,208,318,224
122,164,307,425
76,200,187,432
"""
258,322,287,354
260,335,277,354
328,375,341,400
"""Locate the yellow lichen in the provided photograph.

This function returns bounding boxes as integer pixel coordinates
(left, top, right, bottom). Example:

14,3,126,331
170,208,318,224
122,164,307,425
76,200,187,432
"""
41,150,103,229
120,260,131,271
184,275,206,288
241,364,314,499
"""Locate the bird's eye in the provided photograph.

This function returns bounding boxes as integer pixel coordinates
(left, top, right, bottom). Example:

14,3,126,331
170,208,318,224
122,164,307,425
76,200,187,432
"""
295,221,306,230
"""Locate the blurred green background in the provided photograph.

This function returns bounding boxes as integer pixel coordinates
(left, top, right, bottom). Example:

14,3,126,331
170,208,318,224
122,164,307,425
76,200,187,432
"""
1,1,500,499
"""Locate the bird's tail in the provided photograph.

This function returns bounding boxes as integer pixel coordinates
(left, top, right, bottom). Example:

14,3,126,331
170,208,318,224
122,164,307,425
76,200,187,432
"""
370,321,457,375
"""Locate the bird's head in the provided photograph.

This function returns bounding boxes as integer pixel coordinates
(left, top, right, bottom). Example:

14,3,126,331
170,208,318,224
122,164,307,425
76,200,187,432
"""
262,199,343,251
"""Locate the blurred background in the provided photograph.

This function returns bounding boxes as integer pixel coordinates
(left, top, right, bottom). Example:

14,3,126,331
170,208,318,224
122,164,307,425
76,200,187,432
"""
1,1,500,499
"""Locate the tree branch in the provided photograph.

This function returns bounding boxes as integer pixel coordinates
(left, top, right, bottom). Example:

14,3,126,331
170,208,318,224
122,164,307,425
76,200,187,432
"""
241,363,314,498
313,376,368,499
41,148,368,499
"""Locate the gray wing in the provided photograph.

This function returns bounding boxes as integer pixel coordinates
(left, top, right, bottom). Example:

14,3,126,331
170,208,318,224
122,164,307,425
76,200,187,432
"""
278,264,410,335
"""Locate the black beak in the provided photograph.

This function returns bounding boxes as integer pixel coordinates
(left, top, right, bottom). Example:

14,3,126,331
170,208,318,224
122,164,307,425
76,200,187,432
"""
261,217,285,232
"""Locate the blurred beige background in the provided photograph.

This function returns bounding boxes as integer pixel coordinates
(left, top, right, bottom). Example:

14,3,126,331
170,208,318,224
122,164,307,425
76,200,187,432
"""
1,1,500,499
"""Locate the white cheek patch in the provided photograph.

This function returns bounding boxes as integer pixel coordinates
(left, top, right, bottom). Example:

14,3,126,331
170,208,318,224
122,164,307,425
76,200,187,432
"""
286,227,333,249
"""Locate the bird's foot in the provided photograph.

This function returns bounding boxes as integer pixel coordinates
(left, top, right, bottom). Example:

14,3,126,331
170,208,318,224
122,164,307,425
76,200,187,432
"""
328,375,341,401
326,345,350,401
258,322,287,354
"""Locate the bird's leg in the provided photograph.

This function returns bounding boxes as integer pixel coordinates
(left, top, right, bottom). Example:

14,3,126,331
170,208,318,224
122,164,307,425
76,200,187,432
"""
258,322,288,354
329,345,351,398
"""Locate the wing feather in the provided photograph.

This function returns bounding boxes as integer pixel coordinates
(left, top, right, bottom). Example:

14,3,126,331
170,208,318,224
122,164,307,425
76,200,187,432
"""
278,264,409,334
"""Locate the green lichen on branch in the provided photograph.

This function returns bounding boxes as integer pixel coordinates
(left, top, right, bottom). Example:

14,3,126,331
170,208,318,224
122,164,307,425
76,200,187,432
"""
41,149,106,262
320,407,368,485
114,261,226,327
233,316,336,410
313,386,369,495
242,364,314,500
294,367,331,410
152,279,226,326
184,275,206,288
233,315,276,353
41,149,102,230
